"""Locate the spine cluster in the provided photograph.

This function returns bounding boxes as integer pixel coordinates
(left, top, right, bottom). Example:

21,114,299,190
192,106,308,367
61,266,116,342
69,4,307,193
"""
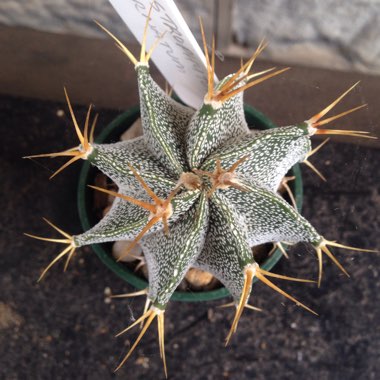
25,7,377,377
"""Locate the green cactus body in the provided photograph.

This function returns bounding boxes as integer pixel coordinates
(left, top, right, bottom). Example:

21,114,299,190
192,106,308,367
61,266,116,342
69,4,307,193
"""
26,15,377,376
73,65,321,307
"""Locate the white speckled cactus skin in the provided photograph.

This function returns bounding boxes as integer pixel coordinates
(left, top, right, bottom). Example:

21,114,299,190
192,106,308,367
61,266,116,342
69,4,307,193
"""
73,63,322,308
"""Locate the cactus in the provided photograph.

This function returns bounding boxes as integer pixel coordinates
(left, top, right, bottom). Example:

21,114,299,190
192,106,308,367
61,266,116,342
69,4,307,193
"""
25,9,377,378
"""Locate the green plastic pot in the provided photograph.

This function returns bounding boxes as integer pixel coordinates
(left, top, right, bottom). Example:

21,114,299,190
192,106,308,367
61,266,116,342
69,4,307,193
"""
78,104,303,302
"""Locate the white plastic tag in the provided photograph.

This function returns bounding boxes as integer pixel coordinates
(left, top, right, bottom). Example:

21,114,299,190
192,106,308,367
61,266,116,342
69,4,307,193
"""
108,0,214,108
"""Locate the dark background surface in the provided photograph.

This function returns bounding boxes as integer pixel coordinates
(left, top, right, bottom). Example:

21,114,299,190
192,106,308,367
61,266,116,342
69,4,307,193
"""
0,91,379,380
0,24,380,379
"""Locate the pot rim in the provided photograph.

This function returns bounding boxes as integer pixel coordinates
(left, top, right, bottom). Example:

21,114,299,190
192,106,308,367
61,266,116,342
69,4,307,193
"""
77,104,303,302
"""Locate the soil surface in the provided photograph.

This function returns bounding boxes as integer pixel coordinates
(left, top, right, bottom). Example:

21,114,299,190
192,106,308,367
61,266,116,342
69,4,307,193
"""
1,94,379,380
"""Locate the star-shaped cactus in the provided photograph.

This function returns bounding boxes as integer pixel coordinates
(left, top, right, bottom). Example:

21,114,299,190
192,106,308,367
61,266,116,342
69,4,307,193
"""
25,8,377,377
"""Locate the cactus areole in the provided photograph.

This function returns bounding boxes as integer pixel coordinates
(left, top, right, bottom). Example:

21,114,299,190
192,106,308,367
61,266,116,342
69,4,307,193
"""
25,12,377,377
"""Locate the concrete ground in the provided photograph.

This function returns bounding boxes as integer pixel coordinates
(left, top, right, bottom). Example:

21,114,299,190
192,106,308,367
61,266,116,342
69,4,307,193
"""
0,91,379,380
